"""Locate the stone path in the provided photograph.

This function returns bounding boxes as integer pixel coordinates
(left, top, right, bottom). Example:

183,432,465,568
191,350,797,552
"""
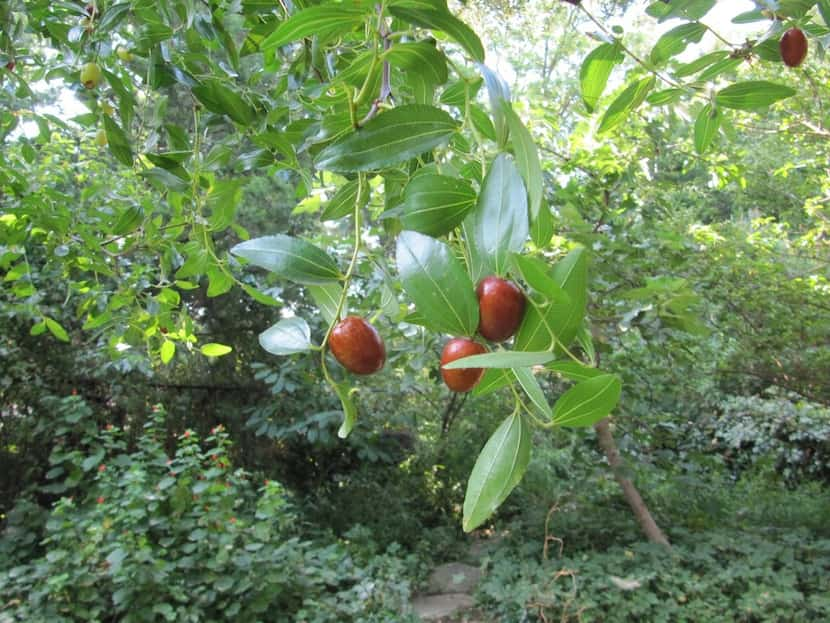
412,562,483,622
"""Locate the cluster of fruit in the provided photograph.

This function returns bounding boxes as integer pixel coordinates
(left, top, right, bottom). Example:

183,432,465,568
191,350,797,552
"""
329,275,525,393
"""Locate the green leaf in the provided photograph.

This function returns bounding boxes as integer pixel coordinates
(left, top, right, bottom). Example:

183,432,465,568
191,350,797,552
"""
111,205,143,235
103,116,133,167
462,412,531,532
389,2,485,62
191,80,257,125
479,63,511,147
30,321,46,336
206,268,233,297
546,361,605,381
512,367,552,418
511,254,568,301
820,0,830,26
260,5,368,51
697,57,741,82
646,88,686,106
530,205,554,249
552,374,622,427
399,174,476,237
464,154,529,283
649,22,706,65
160,340,176,364
396,230,479,336
45,317,69,342
242,284,280,307
673,50,728,78
580,42,624,113
231,234,341,284
335,383,358,439
308,283,343,325
694,104,720,154
443,350,555,369
321,179,369,221
715,81,796,111
504,103,543,220
472,368,512,397
598,76,655,135
200,343,232,357
314,105,457,172
384,42,448,85
259,317,312,355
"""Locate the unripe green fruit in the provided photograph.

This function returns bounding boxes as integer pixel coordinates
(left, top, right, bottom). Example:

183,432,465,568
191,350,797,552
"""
80,62,102,89
95,128,108,147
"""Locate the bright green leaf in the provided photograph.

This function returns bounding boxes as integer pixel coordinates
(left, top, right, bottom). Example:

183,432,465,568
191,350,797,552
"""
504,103,543,220
399,174,476,237
580,42,624,113
443,350,555,369
231,234,341,284
715,81,796,111
552,374,622,427
200,343,233,357
261,6,368,51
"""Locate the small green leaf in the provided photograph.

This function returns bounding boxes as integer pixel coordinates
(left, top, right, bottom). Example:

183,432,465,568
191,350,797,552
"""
200,343,232,357
552,374,622,427
646,88,686,106
206,268,233,297
45,317,69,342
504,103,543,220
231,234,341,284
673,50,728,78
715,81,796,111
580,42,624,113
103,116,133,166
241,284,280,306
30,321,46,336
546,361,605,381
111,205,143,235
472,368,512,397
160,340,176,364
321,179,369,221
512,367,552,418
308,283,343,325
694,103,720,154
649,22,706,65
479,63,511,147
389,1,485,62
314,105,457,172
464,154,529,283
399,174,476,237
462,412,531,532
191,80,257,125
259,317,311,355
697,57,742,82
598,76,655,134
396,230,479,336
442,351,555,369
261,6,368,51
335,383,358,439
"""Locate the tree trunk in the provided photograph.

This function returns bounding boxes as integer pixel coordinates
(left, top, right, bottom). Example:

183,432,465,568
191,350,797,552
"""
594,418,671,548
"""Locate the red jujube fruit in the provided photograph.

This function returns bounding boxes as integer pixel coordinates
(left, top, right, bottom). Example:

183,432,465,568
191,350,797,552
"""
476,276,526,342
329,316,385,375
780,28,808,68
441,338,487,393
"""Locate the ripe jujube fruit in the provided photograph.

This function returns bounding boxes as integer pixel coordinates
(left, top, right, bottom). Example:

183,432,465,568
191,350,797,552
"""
476,276,526,342
329,316,385,375
441,338,487,393
780,28,808,68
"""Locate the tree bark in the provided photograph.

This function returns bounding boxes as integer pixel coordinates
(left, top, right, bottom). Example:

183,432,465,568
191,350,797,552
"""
594,418,671,548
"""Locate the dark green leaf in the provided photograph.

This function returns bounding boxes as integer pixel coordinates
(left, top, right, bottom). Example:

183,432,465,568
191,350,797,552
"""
261,6,367,51
396,230,479,336
111,206,143,235
399,174,476,236
191,80,257,125
321,179,369,221
231,234,341,284
462,412,531,532
103,116,133,166
552,374,622,427
314,105,457,172
384,42,448,85
715,81,796,110
504,103,543,220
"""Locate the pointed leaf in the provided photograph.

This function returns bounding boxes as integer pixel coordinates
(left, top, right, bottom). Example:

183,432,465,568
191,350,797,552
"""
443,351,555,369
396,230,478,336
513,367,552,418
261,6,368,51
546,361,605,381
399,174,476,236
552,374,622,427
200,343,232,357
389,3,484,62
45,318,69,342
504,103,543,220
321,179,369,221
673,50,728,78
649,22,706,66
191,80,257,125
464,154,529,283
259,317,312,356
103,116,133,167
598,76,655,135
715,81,796,111
231,234,341,284
694,103,720,154
580,42,624,113
384,42,448,85
479,63,511,147
160,340,176,364
308,283,344,325
463,412,531,532
335,383,358,438
472,368,512,397
314,105,457,172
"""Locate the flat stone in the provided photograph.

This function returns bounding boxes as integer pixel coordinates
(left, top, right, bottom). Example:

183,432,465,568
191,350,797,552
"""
426,562,481,595
412,593,475,621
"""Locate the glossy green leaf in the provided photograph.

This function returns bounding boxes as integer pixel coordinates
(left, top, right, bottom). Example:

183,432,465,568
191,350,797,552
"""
462,411,531,532
479,63,510,147
513,367,552,418
160,340,176,364
45,317,69,342
443,350,555,369
694,104,720,154
504,103,543,220
598,76,655,135
389,2,485,62
552,374,622,427
464,154,529,283
384,42,448,85
321,179,369,221
511,254,568,301
396,230,479,336
579,42,624,113
259,317,312,355
231,234,341,284
200,343,233,357
472,368,512,397
103,116,133,167
546,361,605,381
399,174,476,236
469,104,496,141
314,105,457,172
649,22,706,65
715,81,796,111
191,80,257,125
260,6,368,51
308,283,344,326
